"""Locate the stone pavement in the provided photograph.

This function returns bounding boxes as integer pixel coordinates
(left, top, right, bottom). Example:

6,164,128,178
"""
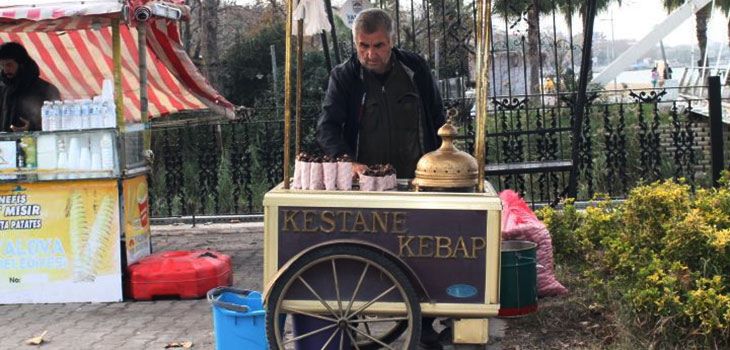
0,223,504,350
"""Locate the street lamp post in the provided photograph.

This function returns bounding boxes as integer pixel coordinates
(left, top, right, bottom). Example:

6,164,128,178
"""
600,10,618,97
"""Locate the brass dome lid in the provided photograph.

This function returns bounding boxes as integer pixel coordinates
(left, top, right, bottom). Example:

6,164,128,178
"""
412,119,478,190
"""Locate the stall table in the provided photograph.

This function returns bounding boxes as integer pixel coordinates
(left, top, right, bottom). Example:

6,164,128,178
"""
0,128,150,304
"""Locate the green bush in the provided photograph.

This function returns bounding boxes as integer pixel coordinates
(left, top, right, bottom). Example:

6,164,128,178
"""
216,151,235,214
539,174,730,347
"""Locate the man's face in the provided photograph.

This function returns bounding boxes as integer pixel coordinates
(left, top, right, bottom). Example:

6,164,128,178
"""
355,29,392,74
0,59,19,79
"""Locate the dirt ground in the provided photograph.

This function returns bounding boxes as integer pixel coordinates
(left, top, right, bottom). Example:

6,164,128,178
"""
496,264,625,350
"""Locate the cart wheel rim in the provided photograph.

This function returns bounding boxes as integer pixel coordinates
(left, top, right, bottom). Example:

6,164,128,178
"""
266,246,421,350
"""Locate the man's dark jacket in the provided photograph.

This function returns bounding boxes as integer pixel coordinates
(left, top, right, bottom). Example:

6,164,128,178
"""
317,48,445,158
0,56,60,131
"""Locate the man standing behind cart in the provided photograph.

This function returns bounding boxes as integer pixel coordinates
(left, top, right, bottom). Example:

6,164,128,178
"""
0,42,60,132
316,8,447,349
316,8,445,179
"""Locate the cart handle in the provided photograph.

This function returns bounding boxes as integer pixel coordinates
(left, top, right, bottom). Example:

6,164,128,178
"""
199,251,218,259
207,287,254,313
514,253,536,262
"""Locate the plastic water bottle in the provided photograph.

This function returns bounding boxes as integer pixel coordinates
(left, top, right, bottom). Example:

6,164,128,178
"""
51,101,62,131
71,100,82,130
99,100,108,128
45,101,56,131
90,97,100,129
62,101,76,130
78,99,89,130
41,101,51,131
80,99,91,130
102,100,116,128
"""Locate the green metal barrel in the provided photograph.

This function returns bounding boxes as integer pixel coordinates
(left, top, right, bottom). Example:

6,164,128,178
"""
498,240,538,317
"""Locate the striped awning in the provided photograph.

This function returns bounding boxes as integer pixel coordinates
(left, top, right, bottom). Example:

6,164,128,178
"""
0,0,235,120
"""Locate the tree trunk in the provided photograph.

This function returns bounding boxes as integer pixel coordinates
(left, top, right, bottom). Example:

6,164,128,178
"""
182,2,190,54
580,11,594,83
696,4,710,67
527,2,541,94
202,0,220,87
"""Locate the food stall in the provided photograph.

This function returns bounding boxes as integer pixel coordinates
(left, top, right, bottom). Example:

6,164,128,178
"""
0,0,234,304
262,0,498,347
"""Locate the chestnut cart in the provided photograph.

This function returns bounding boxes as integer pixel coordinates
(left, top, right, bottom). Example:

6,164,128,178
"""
263,181,502,348
262,0,498,347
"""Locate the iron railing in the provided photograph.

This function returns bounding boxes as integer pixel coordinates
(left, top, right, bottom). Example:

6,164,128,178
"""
149,86,729,218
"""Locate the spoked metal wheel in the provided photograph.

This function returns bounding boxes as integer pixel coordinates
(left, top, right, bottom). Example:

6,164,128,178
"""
266,245,421,349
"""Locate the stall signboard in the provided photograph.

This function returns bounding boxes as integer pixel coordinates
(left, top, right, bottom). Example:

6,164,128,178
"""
278,207,488,304
123,175,151,265
0,180,122,304
337,0,371,28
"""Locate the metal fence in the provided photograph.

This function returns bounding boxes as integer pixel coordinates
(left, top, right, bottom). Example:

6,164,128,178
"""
149,86,729,218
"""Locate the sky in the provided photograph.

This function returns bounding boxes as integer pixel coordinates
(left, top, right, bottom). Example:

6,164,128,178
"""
577,0,727,47
230,0,729,48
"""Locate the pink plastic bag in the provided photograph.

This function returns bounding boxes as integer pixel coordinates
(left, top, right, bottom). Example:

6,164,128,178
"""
499,190,568,297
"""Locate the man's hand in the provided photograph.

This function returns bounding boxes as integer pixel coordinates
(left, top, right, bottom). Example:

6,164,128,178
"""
10,117,29,132
353,162,368,179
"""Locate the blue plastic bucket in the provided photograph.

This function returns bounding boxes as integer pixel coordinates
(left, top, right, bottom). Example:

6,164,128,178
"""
208,287,267,350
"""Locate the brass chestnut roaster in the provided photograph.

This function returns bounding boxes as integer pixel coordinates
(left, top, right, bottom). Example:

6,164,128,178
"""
412,118,478,192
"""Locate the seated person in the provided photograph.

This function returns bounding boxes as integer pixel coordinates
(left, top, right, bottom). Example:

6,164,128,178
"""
0,42,60,132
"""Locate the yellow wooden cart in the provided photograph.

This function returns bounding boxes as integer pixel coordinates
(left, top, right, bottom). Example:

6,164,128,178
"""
262,0,498,348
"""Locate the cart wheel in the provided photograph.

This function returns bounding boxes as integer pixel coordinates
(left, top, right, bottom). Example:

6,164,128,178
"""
266,245,421,349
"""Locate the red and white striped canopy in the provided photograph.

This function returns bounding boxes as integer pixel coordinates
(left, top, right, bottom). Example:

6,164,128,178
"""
0,0,235,121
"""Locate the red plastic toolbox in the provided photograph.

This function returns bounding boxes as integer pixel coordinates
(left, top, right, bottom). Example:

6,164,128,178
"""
127,250,233,300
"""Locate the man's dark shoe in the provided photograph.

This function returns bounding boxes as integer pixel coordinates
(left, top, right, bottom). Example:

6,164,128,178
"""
419,324,443,350
438,326,453,345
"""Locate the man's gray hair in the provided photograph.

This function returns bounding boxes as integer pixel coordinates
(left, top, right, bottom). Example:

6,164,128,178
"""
352,8,395,41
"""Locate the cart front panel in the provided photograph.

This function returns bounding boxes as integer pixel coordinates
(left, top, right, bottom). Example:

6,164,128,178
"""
277,206,488,304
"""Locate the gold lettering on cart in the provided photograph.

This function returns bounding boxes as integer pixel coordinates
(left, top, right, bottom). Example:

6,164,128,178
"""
435,236,452,258
281,209,487,259
454,237,471,258
471,237,486,258
418,236,433,256
372,211,389,232
398,236,416,256
281,209,408,234
303,210,317,232
392,212,407,233
398,235,486,259
336,211,353,232
352,211,369,232
320,211,336,233
283,210,299,231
